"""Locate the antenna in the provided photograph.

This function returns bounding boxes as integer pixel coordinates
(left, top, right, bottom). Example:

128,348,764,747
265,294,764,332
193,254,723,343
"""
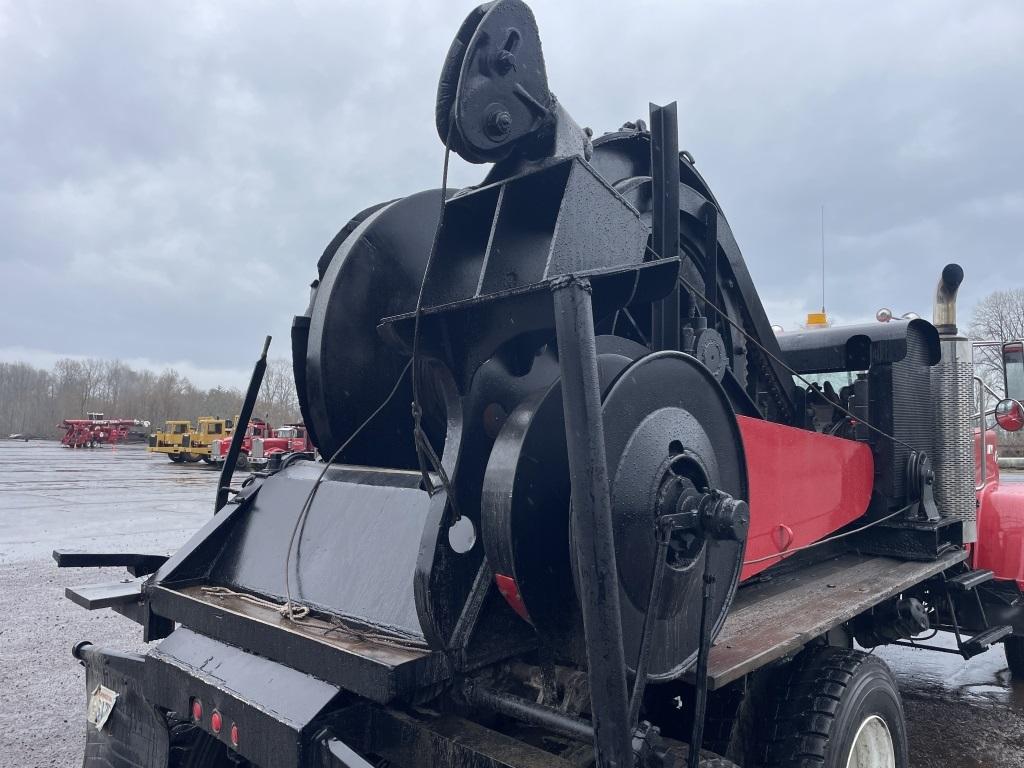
820,204,826,314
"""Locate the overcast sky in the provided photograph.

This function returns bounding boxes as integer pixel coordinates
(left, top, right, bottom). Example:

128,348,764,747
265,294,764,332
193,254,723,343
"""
2,1,1022,388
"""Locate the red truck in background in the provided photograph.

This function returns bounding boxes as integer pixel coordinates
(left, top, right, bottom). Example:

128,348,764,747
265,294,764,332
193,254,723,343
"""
208,418,308,470
60,413,151,448
246,424,315,469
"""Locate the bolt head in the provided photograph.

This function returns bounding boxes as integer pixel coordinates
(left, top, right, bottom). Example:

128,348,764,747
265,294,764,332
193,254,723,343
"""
484,107,513,141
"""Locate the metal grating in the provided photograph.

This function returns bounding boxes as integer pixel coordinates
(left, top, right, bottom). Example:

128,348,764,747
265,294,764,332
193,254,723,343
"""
931,338,977,541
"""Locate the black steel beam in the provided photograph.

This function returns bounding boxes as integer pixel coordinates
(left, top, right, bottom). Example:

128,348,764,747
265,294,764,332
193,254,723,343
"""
216,335,270,512
649,102,681,352
53,549,168,577
551,275,632,768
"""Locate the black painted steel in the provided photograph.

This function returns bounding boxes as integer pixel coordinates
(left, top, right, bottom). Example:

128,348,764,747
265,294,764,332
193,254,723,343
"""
552,276,632,768
438,0,553,165
599,352,747,680
688,563,716,768
480,335,648,657
216,335,270,512
463,679,594,743
649,102,681,352
588,131,799,425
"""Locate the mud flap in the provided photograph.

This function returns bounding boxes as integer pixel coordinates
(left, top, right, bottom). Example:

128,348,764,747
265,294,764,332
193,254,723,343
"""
78,644,170,768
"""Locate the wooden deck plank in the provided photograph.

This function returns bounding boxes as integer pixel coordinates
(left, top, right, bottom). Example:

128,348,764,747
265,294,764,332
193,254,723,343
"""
704,549,967,689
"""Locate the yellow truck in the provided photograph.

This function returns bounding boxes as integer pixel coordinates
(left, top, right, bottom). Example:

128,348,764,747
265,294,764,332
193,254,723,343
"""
148,417,235,463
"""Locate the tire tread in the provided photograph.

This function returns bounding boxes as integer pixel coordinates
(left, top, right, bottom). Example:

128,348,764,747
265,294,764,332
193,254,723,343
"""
764,647,898,768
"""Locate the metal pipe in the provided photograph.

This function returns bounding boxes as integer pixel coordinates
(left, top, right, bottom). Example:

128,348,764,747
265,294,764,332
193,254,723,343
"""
974,376,987,492
552,275,632,768
463,679,594,744
628,537,668,727
688,564,716,768
216,336,271,512
933,263,964,336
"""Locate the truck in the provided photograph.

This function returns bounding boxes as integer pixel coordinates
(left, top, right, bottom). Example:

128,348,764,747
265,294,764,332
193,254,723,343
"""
208,418,272,469
55,3,1024,767
246,424,314,470
148,417,235,463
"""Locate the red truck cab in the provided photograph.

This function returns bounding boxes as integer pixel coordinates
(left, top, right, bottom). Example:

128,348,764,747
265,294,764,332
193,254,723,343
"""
248,424,313,468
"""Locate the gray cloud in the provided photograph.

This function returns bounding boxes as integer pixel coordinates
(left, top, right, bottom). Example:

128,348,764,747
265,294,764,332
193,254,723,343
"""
2,0,1022,386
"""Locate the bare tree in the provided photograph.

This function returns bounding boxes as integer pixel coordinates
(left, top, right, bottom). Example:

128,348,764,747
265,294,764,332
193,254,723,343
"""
969,288,1024,396
0,357,296,439
257,359,301,427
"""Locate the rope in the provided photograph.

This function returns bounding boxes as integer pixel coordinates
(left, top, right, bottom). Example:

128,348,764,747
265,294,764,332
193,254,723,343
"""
200,585,427,651
202,585,309,620
281,359,413,622
409,128,462,524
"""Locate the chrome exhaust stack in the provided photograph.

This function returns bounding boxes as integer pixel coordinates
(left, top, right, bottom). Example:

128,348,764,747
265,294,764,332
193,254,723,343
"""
930,263,976,542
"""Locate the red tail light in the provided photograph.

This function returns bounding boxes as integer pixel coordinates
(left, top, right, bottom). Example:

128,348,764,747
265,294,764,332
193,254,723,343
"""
190,698,203,722
211,710,223,733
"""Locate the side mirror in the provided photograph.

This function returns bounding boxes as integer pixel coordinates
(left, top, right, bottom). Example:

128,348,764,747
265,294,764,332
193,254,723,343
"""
1004,341,1024,401
995,398,1024,433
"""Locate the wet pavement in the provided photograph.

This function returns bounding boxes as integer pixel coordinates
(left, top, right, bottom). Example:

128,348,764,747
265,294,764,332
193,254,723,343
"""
0,439,1021,766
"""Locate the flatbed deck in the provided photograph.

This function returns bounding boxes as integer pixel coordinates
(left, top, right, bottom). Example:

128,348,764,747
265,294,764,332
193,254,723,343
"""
705,549,967,689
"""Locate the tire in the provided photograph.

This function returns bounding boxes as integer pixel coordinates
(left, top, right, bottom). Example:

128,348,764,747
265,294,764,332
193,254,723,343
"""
201,456,214,465
766,647,908,768
169,453,185,463
183,452,201,463
1006,636,1024,679
236,454,248,470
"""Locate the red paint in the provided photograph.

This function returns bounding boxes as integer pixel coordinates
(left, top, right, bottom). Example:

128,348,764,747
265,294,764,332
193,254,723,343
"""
737,416,874,580
974,428,1024,589
59,417,145,448
495,573,532,623
995,400,1024,432
209,418,274,464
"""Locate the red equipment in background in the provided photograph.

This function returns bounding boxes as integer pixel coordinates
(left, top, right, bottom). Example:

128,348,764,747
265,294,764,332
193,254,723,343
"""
59,413,151,448
208,418,272,469
247,424,314,469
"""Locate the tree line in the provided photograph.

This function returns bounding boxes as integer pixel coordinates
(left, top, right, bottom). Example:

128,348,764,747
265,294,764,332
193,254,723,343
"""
0,357,300,439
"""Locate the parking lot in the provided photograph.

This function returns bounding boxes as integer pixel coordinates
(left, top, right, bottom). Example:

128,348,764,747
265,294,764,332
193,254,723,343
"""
1,439,1022,767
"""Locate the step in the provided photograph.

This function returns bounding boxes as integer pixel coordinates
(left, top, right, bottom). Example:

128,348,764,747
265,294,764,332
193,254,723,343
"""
962,625,1013,658
66,579,143,611
948,569,995,592
54,549,168,577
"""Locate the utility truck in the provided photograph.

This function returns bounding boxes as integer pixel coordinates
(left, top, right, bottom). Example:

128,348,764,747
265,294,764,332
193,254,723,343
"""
56,3,1024,767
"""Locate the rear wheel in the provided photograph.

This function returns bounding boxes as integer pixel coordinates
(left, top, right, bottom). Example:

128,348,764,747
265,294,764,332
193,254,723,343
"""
1006,636,1024,679
766,647,908,768
169,453,185,463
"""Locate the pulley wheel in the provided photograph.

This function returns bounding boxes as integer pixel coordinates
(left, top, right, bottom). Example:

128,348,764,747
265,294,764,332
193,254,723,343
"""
483,346,747,680
596,350,747,680
481,336,649,649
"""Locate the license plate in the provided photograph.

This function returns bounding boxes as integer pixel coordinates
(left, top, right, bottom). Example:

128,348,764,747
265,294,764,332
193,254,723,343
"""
87,685,118,731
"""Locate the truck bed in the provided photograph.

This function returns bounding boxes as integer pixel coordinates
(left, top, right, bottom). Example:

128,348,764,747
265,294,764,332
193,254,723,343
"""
704,549,967,689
